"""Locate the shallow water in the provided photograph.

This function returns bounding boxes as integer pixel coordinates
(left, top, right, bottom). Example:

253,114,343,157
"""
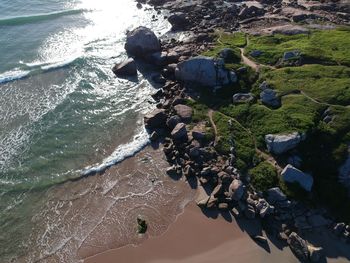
0,0,173,261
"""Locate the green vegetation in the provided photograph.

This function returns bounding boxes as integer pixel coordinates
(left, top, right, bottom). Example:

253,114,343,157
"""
203,32,246,64
245,28,350,66
261,65,350,106
220,95,323,148
197,28,350,221
213,112,255,171
249,162,278,192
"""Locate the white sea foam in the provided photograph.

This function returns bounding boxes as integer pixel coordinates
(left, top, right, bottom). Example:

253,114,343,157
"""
81,127,150,176
0,69,30,84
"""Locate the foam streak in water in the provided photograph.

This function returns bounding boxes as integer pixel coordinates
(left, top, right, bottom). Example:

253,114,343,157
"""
81,127,150,176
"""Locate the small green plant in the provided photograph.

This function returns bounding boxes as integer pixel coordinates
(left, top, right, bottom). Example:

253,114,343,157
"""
249,162,278,192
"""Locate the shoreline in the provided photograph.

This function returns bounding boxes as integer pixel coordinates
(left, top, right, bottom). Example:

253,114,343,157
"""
84,201,298,263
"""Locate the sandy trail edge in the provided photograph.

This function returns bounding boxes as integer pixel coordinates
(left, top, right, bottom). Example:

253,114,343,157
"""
84,202,298,263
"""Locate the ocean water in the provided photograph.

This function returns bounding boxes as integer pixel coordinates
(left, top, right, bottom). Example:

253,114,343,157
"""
0,0,172,261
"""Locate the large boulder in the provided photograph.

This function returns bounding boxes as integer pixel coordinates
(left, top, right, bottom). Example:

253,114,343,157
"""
175,56,237,87
171,123,188,141
174,104,193,123
287,232,309,262
125,27,161,57
168,12,188,30
265,132,304,155
144,109,167,129
112,58,137,76
260,88,280,108
281,164,313,192
228,179,244,201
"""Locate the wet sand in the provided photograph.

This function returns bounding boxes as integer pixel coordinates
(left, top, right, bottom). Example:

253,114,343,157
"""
84,202,298,263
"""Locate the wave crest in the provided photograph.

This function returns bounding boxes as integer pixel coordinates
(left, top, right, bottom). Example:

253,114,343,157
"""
0,9,88,26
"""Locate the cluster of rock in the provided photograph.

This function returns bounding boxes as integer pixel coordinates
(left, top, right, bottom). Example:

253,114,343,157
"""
138,0,349,37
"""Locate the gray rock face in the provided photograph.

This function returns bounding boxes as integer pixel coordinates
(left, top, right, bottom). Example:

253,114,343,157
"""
171,123,188,140
112,58,137,76
265,132,304,155
283,50,301,61
239,5,265,19
144,109,167,129
232,93,255,104
175,56,237,87
168,12,188,30
287,232,309,262
166,115,181,130
281,164,314,192
125,27,161,57
260,88,280,107
174,104,193,123
228,179,244,201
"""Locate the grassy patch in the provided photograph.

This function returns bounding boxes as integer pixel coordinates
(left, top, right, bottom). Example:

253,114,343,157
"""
212,111,255,171
249,161,278,192
220,94,323,148
245,28,350,66
261,65,350,106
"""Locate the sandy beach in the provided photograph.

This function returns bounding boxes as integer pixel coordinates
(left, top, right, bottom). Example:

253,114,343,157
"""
84,202,298,263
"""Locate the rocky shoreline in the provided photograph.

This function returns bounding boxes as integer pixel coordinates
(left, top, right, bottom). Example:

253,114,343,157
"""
112,0,350,262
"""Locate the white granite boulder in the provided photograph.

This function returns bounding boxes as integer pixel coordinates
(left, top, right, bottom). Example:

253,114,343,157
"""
265,132,304,155
281,164,313,192
175,56,237,87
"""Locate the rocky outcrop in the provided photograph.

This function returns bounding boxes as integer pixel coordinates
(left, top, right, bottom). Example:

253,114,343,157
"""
232,93,255,104
265,132,304,155
171,122,188,141
260,88,280,108
228,179,244,201
174,104,193,123
144,109,167,129
112,58,137,76
175,56,237,87
281,164,313,192
287,232,309,262
125,26,161,57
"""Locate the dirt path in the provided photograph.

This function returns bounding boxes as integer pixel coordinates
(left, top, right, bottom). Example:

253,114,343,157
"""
208,109,218,146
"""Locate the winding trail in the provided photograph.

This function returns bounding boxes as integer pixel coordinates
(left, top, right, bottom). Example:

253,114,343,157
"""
208,109,218,147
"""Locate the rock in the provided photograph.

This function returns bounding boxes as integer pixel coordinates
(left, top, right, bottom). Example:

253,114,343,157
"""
149,131,159,142
175,56,236,87
144,109,167,129
192,129,206,141
265,132,304,155
308,245,324,262
263,25,309,35
183,164,195,177
250,50,263,57
287,154,303,168
334,222,346,236
239,5,265,19
228,179,244,201
259,81,270,90
125,26,161,57
112,58,137,76
307,214,331,228
260,88,280,107
231,207,241,218
219,48,240,63
137,217,148,234
166,115,181,130
168,12,188,30
174,104,193,123
232,93,255,104
287,232,309,262
252,235,268,244
196,185,210,208
218,203,229,210
166,166,178,177
245,204,256,219
266,187,287,204
283,50,301,61
281,164,313,192
171,123,188,141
